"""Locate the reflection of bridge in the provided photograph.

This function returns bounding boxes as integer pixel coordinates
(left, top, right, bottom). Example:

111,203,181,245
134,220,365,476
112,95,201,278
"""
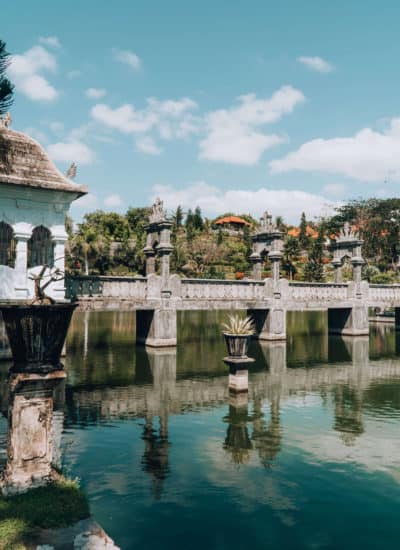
67,339,400,422
65,201,400,347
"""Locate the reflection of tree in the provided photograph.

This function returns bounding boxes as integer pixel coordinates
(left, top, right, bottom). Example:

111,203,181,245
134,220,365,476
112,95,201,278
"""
252,396,282,468
223,403,252,466
333,385,364,446
141,415,170,500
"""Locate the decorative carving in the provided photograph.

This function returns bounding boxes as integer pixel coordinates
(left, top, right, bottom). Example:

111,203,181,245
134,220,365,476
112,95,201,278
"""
0,112,12,129
258,211,276,233
149,197,167,224
338,221,358,241
65,162,77,180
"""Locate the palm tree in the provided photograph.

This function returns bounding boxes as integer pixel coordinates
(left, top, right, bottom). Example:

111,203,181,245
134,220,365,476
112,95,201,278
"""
0,40,14,115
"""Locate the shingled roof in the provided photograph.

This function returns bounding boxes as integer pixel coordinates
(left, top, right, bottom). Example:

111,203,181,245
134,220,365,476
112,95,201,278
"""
0,126,87,195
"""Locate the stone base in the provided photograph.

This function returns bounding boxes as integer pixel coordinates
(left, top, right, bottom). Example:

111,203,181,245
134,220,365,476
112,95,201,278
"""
248,308,287,341
328,306,369,337
223,356,255,365
136,308,177,348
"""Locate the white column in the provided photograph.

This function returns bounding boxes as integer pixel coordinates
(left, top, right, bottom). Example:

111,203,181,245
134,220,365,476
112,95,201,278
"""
51,228,68,301
13,230,31,299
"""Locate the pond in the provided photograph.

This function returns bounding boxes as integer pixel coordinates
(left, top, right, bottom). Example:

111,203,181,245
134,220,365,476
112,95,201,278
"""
3,310,400,549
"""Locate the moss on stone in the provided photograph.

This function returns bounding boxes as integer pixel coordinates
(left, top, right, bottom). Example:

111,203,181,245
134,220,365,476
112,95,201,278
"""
0,477,90,549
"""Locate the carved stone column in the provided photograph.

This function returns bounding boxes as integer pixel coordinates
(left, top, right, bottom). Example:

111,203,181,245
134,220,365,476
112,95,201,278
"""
268,250,282,284
13,229,31,299
250,253,263,280
51,230,68,300
332,259,342,283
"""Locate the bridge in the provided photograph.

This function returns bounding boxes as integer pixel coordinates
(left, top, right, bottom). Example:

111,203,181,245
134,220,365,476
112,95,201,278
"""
64,200,400,347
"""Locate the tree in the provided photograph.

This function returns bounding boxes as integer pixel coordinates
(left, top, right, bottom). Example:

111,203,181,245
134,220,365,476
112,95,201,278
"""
0,40,13,115
299,212,309,250
303,223,325,282
173,205,183,228
283,236,300,280
193,206,204,231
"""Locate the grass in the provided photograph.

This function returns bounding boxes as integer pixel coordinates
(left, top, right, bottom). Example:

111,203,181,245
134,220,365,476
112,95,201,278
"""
0,477,90,550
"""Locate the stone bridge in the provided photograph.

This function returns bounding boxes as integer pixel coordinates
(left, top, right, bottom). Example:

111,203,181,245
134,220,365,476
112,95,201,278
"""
64,200,400,347
66,273,400,346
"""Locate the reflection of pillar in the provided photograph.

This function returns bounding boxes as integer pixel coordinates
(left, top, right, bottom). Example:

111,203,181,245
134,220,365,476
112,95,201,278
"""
13,229,31,299
223,396,252,465
1,370,66,495
252,395,282,468
141,416,170,500
260,341,287,373
333,384,364,446
342,336,369,367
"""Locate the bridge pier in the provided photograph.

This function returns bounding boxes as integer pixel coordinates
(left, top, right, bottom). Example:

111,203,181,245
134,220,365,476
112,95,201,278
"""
328,306,369,336
136,308,177,347
248,308,286,341
395,308,400,331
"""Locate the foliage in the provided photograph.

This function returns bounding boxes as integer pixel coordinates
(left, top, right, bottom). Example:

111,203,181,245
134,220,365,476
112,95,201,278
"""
299,212,309,250
0,478,89,549
0,40,14,115
222,314,255,335
303,223,325,282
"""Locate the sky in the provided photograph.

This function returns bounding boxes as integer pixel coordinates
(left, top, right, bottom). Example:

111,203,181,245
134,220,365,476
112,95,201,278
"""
4,0,400,224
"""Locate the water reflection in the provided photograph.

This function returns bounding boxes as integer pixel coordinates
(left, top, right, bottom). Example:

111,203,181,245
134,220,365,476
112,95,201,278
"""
36,311,400,549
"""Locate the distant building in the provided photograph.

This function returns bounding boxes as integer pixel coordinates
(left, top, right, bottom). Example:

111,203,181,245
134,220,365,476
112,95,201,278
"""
214,215,251,234
0,120,87,301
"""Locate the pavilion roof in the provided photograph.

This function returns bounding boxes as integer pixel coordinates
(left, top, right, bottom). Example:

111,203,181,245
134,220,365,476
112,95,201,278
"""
215,215,251,226
0,126,87,195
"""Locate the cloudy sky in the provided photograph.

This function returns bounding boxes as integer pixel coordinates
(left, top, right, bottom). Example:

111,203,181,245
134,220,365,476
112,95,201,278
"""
4,0,400,223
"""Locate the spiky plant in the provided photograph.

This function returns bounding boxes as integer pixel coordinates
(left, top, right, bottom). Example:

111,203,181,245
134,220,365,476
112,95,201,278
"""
222,314,255,335
0,40,14,115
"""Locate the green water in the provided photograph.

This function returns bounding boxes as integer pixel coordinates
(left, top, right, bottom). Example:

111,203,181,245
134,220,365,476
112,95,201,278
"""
59,311,400,549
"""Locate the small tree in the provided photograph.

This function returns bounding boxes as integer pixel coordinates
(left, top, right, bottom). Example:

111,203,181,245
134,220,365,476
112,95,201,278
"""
0,40,14,115
299,212,309,250
193,206,204,231
283,236,300,280
173,205,183,228
303,223,325,282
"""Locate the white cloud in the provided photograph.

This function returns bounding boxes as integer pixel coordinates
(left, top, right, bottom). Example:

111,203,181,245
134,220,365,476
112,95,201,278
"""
150,181,338,223
270,118,400,183
91,97,199,149
73,193,99,209
199,86,305,165
8,45,58,101
49,121,65,135
47,141,95,165
297,56,333,73
39,36,61,48
113,48,141,71
136,136,162,155
85,87,107,99
322,183,347,197
104,194,122,207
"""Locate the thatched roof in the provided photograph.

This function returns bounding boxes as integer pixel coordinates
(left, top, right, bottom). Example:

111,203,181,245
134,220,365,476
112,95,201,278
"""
0,126,87,196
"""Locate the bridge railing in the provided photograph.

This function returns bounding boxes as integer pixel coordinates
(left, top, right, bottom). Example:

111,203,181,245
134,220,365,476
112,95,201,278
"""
369,284,400,303
66,275,147,301
181,278,265,301
288,281,349,302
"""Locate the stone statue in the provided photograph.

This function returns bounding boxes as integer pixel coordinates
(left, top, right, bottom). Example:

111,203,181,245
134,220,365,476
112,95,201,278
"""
149,197,167,223
0,112,11,129
66,162,77,180
339,221,358,241
259,211,275,233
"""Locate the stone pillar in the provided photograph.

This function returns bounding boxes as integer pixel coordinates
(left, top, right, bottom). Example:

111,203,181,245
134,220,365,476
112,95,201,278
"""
158,246,173,286
268,250,282,284
332,259,342,283
250,254,263,280
228,363,249,393
351,257,364,285
13,229,31,299
51,230,68,300
144,248,156,275
395,308,400,331
1,371,66,496
328,306,369,336
136,308,177,347
248,308,287,341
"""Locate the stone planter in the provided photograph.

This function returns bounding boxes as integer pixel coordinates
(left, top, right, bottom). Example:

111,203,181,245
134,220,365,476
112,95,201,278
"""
223,333,251,358
0,303,77,372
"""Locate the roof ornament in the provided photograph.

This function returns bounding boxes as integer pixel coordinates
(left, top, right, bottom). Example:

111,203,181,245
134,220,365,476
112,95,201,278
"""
0,112,12,129
259,211,275,233
65,162,77,180
339,221,358,241
149,197,167,223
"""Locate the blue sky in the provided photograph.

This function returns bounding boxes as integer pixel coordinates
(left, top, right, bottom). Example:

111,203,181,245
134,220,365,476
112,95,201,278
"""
4,0,400,223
